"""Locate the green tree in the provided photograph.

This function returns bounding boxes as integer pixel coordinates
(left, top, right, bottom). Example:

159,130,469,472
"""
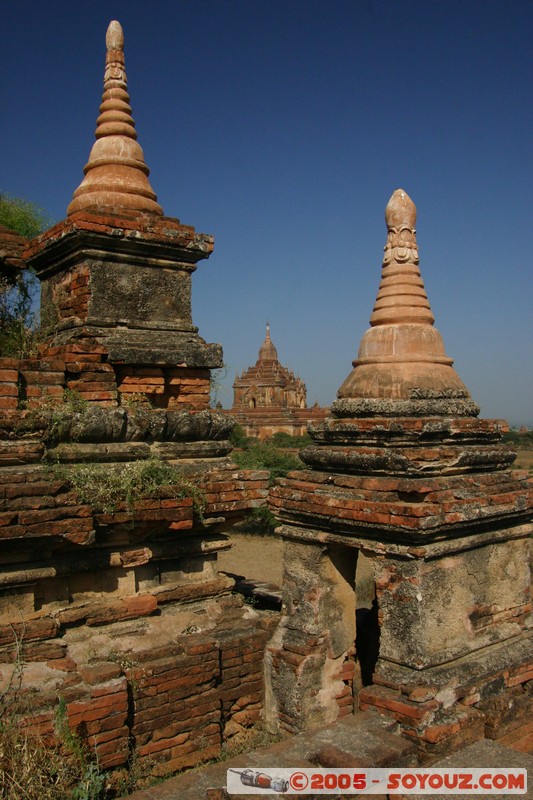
0,193,52,358
0,193,51,239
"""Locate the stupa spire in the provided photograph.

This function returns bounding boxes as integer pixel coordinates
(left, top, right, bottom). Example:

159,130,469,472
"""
335,189,478,416
67,20,163,216
370,189,434,326
257,322,278,363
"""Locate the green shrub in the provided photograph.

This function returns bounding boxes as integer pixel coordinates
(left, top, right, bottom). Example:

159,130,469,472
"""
269,431,312,448
231,440,302,480
241,506,278,535
0,193,52,239
229,423,251,448
0,193,52,359
0,270,40,358
503,430,533,448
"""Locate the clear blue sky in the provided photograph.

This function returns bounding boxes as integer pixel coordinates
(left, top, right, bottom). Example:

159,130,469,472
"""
2,1,531,425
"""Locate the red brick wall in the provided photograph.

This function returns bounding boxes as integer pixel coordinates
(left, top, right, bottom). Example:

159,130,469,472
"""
116,366,210,410
0,355,213,411
0,357,65,410
4,619,277,778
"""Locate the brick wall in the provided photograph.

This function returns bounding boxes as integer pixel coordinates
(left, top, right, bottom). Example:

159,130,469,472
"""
116,366,210,410
0,397,274,780
0,353,214,411
1,614,277,778
0,357,65,410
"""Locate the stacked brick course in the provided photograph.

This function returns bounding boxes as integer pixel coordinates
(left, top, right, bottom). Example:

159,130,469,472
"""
116,366,210,409
0,223,28,278
0,249,274,780
3,616,277,777
0,357,65,410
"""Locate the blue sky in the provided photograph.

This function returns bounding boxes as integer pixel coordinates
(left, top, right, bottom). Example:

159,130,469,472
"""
2,1,531,425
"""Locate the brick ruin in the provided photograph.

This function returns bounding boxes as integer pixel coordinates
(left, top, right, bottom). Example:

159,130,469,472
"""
0,21,274,778
0,17,531,789
227,323,328,439
266,189,532,758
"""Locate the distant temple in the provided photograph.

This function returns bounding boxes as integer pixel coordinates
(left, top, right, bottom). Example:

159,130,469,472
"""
226,324,328,439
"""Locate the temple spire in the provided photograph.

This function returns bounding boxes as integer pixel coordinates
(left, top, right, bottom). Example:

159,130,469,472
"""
335,189,478,416
257,322,278,363
67,20,163,216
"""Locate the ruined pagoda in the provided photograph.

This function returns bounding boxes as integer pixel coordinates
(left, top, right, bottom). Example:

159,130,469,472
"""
228,323,327,439
266,189,532,758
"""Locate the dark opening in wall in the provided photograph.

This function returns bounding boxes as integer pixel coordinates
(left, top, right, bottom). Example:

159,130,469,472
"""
17,371,27,408
354,552,380,687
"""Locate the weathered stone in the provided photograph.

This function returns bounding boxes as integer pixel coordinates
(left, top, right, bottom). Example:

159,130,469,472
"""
165,409,234,442
46,441,151,462
50,407,127,443
415,740,533,800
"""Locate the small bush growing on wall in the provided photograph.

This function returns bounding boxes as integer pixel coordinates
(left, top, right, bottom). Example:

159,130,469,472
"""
49,457,206,518
242,506,278,535
269,431,312,448
0,637,107,799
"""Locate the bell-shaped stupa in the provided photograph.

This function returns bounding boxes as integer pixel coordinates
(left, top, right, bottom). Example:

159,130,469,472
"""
334,189,478,417
67,20,163,216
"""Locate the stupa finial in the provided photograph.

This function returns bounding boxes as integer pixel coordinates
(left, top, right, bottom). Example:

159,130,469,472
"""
67,20,163,216
106,19,124,51
370,188,433,327
385,188,416,228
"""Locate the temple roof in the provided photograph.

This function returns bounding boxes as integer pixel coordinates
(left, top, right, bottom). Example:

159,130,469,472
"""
233,324,306,400
67,21,163,216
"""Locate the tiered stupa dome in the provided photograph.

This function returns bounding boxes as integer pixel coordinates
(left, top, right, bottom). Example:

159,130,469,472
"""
67,20,163,216
334,189,478,417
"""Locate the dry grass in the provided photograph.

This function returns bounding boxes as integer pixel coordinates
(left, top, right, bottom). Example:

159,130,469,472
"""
514,448,533,473
0,722,85,799
0,664,106,800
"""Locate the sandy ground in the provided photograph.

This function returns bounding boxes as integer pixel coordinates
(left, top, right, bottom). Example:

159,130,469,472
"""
218,532,284,586
218,531,375,608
